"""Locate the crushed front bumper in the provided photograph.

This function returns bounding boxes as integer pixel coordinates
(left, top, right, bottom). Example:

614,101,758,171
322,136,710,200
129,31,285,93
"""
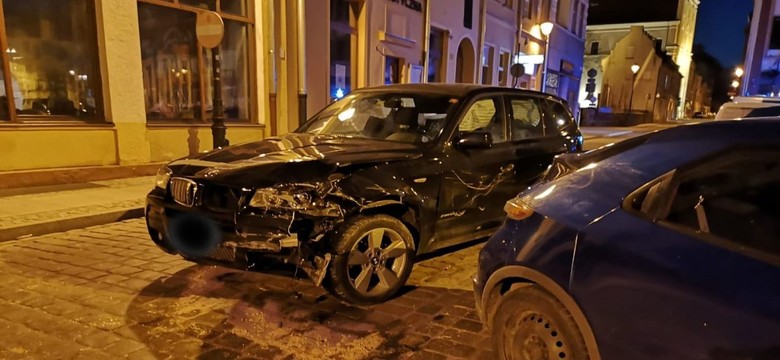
145,190,331,284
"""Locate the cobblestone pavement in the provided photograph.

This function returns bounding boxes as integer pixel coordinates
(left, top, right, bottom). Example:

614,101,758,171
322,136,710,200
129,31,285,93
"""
0,219,492,360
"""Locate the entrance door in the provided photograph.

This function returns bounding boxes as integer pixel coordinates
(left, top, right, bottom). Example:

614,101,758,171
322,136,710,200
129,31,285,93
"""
455,38,475,83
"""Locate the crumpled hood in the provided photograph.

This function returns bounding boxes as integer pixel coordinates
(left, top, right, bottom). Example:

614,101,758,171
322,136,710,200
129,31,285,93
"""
166,133,423,187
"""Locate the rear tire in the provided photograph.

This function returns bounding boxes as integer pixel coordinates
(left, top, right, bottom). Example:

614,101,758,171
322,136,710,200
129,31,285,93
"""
326,215,415,305
492,284,589,360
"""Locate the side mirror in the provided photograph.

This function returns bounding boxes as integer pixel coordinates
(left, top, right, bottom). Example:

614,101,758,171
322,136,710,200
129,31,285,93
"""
455,131,493,150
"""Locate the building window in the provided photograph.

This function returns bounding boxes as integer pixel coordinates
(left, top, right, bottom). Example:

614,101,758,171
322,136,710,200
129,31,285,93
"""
0,0,102,121
590,42,599,55
482,46,494,85
464,0,474,29
499,51,510,86
428,28,446,83
523,0,531,19
655,39,664,52
497,0,514,9
138,0,254,122
331,0,354,100
385,56,401,84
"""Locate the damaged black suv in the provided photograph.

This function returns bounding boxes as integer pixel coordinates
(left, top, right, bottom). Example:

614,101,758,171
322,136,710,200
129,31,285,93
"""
145,84,582,304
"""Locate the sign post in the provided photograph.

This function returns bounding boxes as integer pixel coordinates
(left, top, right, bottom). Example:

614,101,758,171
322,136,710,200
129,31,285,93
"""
196,11,227,149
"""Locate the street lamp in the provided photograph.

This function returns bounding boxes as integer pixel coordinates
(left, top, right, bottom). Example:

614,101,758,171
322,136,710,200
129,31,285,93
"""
540,22,554,93
731,80,740,88
628,64,640,123
735,67,744,78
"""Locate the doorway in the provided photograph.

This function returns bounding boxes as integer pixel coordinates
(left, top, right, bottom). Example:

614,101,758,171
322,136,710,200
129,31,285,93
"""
455,37,475,83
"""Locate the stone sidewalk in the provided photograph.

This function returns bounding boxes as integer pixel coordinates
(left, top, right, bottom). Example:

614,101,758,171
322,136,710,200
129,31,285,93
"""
0,177,154,242
0,219,491,360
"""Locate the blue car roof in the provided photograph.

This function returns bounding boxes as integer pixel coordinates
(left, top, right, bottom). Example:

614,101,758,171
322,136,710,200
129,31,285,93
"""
523,119,780,229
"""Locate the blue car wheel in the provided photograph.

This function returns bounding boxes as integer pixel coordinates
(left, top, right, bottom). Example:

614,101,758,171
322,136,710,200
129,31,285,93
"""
492,284,589,360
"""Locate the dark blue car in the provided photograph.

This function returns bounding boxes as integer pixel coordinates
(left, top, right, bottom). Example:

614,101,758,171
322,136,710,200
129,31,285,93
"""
474,119,780,360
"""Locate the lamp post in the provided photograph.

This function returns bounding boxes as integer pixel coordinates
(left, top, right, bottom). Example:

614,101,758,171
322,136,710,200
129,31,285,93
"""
628,64,640,122
734,67,744,96
540,22,554,93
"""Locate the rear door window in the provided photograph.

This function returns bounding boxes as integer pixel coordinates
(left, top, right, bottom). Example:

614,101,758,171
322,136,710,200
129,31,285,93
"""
504,95,544,141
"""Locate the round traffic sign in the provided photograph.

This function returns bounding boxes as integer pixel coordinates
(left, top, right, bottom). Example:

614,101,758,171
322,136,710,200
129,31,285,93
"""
196,11,224,49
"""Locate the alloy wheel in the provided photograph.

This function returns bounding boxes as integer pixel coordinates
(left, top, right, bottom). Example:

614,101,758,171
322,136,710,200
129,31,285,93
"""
346,227,409,296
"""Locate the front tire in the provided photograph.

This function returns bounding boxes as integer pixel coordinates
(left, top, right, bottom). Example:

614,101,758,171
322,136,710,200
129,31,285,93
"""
326,215,415,305
492,284,589,360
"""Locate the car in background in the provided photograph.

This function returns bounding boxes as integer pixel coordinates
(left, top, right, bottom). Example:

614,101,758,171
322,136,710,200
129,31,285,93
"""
715,96,780,119
146,84,583,305
474,119,780,359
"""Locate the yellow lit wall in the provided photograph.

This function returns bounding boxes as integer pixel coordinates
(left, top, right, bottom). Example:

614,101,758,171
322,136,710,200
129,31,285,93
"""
147,126,265,162
0,128,117,171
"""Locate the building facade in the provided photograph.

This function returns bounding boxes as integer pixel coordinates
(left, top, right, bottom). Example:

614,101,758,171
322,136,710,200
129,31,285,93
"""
742,0,780,97
0,0,267,172
584,26,681,125
0,0,587,173
578,0,699,118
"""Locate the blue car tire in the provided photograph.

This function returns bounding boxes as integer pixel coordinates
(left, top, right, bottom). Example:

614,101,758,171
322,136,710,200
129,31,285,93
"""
492,284,589,360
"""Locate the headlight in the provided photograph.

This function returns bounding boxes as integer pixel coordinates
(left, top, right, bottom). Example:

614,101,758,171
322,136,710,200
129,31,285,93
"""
155,166,172,190
249,188,312,210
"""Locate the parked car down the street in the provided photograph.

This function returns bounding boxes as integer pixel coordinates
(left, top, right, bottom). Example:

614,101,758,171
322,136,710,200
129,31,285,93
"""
474,118,780,359
145,84,583,305
715,96,780,119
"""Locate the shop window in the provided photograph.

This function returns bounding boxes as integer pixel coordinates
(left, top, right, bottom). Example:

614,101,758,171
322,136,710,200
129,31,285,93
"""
179,0,216,11
203,20,250,120
137,1,254,122
220,0,248,17
1,0,102,121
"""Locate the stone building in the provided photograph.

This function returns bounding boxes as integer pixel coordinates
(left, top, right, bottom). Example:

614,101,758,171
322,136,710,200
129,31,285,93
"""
583,26,682,125
578,0,699,118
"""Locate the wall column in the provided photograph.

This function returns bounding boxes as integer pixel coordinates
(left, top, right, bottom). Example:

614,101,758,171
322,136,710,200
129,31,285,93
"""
96,0,150,165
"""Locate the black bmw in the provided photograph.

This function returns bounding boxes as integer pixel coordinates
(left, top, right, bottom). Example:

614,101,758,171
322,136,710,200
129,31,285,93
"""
145,84,583,304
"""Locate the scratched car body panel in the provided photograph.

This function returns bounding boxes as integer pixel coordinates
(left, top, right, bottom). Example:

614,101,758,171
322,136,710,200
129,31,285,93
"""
145,83,582,304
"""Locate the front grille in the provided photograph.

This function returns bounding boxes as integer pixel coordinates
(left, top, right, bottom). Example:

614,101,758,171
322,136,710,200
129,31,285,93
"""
170,177,198,207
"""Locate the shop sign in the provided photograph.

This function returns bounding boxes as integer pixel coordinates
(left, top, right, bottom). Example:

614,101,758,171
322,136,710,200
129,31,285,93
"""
514,54,544,65
389,0,423,12
546,73,559,89
560,60,576,76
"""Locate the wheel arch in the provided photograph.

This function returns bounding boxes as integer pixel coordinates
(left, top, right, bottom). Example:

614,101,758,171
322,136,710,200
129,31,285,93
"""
358,200,420,250
481,265,601,360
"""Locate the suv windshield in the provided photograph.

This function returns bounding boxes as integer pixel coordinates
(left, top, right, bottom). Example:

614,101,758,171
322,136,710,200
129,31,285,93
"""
296,92,459,144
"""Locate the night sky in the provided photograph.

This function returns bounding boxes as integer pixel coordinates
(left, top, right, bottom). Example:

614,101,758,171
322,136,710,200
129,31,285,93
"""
694,0,754,68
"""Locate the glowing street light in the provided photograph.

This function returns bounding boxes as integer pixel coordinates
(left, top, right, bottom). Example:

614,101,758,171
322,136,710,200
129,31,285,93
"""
540,22,554,93
540,22,554,37
731,80,740,88
735,67,744,78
